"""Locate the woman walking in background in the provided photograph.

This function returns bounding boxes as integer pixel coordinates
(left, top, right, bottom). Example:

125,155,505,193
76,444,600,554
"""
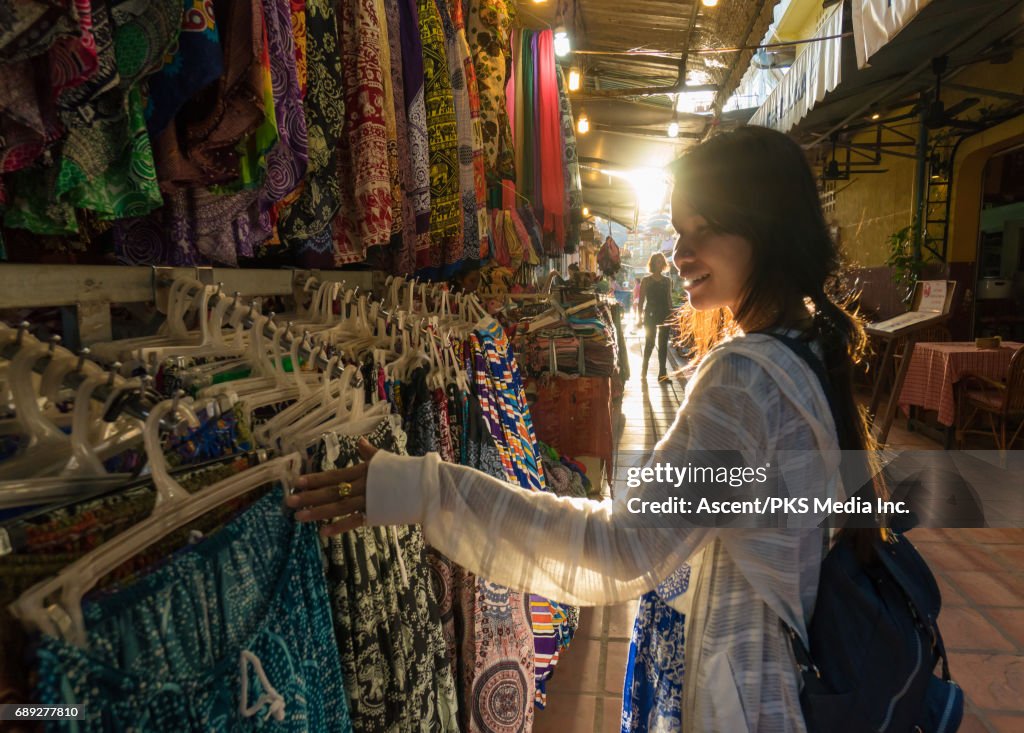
637,252,673,380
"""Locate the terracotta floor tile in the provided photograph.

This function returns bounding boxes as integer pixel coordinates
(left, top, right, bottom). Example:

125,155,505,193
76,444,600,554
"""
990,546,1024,573
949,653,1024,710
604,641,631,694
606,602,636,640
601,698,624,733
986,713,1024,733
940,607,1017,653
936,572,970,607
916,542,1006,573
962,528,1024,546
945,571,1024,607
533,693,598,733
987,608,1024,649
575,608,599,641
957,710,993,733
552,635,603,694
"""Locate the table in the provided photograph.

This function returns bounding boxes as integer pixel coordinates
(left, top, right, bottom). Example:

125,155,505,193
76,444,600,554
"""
898,341,1023,432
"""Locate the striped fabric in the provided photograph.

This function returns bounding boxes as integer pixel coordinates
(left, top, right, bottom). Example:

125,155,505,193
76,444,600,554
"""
898,341,1023,426
367,333,847,732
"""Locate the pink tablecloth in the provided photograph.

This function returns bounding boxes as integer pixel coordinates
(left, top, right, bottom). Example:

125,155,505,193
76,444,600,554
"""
898,341,1023,426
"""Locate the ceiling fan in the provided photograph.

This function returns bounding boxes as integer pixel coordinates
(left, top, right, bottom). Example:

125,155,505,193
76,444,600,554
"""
920,56,982,130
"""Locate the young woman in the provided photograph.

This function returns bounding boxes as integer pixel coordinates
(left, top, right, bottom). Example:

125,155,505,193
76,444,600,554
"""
637,252,673,380
287,126,881,733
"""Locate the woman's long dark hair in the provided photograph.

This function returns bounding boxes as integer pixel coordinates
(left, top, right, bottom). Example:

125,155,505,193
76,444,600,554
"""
670,126,886,558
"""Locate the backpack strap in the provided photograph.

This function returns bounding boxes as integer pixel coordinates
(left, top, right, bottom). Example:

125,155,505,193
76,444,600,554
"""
764,333,954,691
874,533,953,682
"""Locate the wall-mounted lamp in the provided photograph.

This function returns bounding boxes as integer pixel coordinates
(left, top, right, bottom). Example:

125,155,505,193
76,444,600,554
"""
568,68,582,92
554,26,571,57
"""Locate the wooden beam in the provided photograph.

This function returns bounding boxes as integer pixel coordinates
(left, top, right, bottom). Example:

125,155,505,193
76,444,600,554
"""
579,83,718,99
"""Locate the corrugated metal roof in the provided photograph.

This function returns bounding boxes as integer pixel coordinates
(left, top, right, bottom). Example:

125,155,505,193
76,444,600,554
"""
517,0,779,221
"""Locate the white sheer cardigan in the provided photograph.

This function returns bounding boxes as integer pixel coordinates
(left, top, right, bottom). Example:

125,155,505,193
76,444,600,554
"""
365,333,843,733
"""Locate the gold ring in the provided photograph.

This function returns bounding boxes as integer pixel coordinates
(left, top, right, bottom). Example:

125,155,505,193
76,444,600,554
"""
337,482,353,500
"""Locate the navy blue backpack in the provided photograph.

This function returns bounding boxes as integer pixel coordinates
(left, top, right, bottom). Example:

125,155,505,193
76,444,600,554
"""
768,333,963,733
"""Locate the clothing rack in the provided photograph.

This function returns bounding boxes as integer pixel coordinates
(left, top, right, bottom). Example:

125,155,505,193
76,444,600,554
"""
0,266,486,428
0,266,373,427
0,264,376,348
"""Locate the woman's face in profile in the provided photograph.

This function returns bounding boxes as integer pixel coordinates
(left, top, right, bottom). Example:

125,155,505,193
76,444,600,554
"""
671,192,753,315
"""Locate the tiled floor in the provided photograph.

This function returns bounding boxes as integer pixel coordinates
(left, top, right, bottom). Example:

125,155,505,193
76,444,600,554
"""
534,319,1024,733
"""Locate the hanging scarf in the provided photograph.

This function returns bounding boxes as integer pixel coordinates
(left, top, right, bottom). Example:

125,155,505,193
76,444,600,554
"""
416,0,461,272
376,0,403,239
383,0,418,275
535,30,565,249
445,0,489,257
237,0,307,255
516,30,534,202
556,64,582,253
278,0,345,261
467,0,515,184
332,0,395,264
145,0,223,138
436,0,475,267
5,0,180,235
397,0,431,236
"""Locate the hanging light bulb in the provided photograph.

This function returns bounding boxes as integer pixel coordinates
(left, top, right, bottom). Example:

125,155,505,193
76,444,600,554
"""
582,206,590,217
667,121,679,138
701,0,718,6
532,0,547,3
554,26,571,57
577,113,589,134
568,68,582,92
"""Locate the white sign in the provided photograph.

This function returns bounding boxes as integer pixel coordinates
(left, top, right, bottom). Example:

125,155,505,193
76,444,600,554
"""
917,280,947,313
868,310,941,334
749,2,844,133
852,0,933,69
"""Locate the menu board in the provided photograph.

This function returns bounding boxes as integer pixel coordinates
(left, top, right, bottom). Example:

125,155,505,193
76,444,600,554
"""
866,310,941,334
917,280,947,312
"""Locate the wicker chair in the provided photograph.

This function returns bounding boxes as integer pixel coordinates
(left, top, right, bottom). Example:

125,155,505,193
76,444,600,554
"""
955,345,1024,451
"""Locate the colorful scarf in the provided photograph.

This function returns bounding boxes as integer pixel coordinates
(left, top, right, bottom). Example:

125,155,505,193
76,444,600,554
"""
332,0,395,264
417,0,461,272
535,30,565,249
467,0,515,184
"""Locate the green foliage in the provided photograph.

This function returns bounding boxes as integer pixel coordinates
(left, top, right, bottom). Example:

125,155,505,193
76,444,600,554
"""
885,223,924,306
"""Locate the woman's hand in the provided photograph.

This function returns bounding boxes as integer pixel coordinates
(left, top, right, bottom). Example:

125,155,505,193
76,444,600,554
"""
285,437,379,538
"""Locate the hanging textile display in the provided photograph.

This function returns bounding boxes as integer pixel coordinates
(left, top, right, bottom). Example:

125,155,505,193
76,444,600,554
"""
556,65,582,254
282,0,346,265
416,0,462,274
0,0,567,278
436,0,480,265
332,0,395,265
467,0,516,185
445,0,490,258
5,1,180,235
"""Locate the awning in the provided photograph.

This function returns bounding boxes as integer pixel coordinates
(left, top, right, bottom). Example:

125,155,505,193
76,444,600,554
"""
852,0,933,69
748,1,845,133
786,0,1023,147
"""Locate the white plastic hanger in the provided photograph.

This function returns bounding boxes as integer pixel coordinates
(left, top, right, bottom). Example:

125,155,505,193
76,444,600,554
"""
0,340,71,480
10,398,303,647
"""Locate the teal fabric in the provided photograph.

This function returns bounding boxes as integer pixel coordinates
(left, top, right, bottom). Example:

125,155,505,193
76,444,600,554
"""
35,487,352,732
